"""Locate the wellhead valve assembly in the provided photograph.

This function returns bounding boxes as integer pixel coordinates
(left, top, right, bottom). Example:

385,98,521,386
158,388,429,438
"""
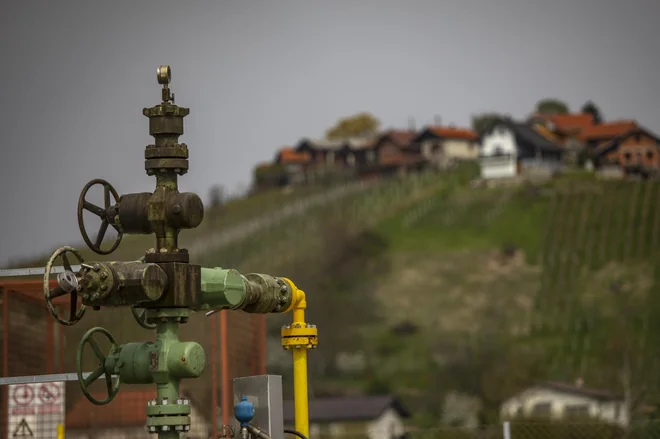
42,66,317,439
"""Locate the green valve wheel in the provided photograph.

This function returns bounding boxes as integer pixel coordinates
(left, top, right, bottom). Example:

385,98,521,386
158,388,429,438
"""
77,327,121,405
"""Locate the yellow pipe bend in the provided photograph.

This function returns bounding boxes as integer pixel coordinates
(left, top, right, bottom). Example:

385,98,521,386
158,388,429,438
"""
281,278,316,439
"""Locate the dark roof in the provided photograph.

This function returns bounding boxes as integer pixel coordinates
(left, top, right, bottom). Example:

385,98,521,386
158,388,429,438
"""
488,120,564,153
535,381,621,401
593,126,660,157
379,129,418,147
414,126,478,142
283,395,410,423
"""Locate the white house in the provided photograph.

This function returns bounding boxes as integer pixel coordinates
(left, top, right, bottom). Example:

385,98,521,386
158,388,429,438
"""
283,395,410,439
412,125,480,170
500,381,628,427
479,119,565,179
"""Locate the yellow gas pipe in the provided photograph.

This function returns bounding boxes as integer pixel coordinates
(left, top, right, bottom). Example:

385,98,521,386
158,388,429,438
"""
281,279,318,438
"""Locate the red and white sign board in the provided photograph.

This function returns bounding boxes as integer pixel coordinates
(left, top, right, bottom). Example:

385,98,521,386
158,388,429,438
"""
6,382,65,438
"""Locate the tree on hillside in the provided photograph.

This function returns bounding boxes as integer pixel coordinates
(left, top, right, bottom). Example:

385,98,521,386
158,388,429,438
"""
471,113,507,135
581,100,604,124
535,99,569,116
208,184,225,208
326,112,380,140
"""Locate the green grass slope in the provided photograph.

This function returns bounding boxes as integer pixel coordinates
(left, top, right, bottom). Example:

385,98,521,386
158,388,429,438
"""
15,165,660,429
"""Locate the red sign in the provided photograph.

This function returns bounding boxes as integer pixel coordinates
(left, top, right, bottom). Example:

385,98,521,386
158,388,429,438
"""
11,386,34,406
38,384,60,404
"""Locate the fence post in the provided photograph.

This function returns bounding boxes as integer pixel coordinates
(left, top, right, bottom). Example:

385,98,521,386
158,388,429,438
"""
503,421,511,439
210,313,219,439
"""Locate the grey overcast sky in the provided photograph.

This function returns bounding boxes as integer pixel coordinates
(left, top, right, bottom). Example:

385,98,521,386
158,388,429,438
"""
0,0,659,266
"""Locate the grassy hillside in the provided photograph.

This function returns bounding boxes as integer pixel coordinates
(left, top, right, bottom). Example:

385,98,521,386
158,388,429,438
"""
13,166,660,429
356,173,660,426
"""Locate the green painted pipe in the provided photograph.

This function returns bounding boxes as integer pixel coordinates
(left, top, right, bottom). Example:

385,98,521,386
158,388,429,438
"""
199,267,294,313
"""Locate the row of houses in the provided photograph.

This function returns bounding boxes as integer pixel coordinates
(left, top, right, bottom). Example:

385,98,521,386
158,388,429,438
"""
254,125,480,188
480,113,660,180
255,113,660,189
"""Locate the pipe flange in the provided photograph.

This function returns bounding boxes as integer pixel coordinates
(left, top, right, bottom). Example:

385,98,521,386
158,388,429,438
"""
144,249,190,264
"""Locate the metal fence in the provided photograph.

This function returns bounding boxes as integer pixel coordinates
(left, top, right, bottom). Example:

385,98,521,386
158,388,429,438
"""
0,285,265,439
321,420,660,439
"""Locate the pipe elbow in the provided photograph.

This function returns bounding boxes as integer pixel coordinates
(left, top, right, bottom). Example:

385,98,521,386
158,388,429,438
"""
281,278,306,313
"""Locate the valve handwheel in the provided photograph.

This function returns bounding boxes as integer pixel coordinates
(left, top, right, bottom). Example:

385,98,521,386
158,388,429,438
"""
77,179,123,255
77,327,121,405
131,306,157,330
44,246,86,326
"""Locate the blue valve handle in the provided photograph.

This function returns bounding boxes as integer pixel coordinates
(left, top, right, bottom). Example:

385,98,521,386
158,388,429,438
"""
234,396,255,427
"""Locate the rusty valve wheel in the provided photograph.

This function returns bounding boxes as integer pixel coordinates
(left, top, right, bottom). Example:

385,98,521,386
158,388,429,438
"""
44,246,87,326
131,306,157,330
77,327,121,406
77,179,123,255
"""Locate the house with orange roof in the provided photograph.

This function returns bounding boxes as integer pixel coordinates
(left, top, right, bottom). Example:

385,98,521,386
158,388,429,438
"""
591,126,660,179
65,389,210,439
274,147,312,185
529,113,595,148
412,125,479,169
579,120,639,150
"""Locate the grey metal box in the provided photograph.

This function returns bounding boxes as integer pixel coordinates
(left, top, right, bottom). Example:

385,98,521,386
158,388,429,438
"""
231,374,283,439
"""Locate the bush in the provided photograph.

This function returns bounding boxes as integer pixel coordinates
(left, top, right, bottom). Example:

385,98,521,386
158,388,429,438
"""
507,417,624,439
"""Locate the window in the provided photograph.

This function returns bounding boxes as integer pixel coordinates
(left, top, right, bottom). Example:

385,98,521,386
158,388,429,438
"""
493,146,504,156
532,402,552,417
564,404,590,419
624,152,632,161
647,151,654,160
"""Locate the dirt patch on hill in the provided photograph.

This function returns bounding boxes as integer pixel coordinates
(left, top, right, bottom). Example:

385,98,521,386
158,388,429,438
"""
372,249,540,337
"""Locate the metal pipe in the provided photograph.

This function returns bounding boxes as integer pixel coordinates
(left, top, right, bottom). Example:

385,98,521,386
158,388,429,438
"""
0,372,103,386
210,313,218,439
154,318,181,439
0,266,82,278
291,315,309,437
47,309,54,374
220,310,230,426
279,281,315,439
58,314,64,373
259,315,267,375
